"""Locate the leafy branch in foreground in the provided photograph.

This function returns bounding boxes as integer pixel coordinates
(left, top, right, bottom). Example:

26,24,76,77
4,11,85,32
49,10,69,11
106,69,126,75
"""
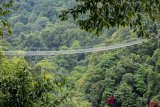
0,0,14,37
60,0,160,37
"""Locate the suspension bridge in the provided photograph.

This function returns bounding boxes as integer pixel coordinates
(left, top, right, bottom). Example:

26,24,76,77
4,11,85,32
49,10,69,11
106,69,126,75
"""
3,39,145,56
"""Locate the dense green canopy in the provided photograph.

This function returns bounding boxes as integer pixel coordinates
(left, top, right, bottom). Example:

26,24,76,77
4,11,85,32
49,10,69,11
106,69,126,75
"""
0,0,160,107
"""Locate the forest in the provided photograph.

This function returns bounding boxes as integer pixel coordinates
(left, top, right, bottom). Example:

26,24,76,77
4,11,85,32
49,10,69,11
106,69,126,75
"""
0,0,160,107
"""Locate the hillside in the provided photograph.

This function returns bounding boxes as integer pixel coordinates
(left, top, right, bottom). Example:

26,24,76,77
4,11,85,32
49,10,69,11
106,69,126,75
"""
0,0,160,107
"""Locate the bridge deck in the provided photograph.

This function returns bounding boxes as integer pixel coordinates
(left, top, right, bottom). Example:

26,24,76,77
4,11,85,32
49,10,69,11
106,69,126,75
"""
3,39,144,56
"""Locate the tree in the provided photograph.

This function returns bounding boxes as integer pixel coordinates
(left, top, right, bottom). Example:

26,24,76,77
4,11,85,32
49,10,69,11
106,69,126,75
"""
115,82,136,107
0,57,68,107
35,17,49,30
71,40,80,49
60,0,160,37
0,0,13,37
